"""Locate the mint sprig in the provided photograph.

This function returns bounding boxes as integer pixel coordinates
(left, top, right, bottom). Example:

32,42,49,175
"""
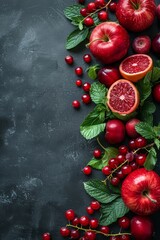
64,4,83,20
66,28,89,49
90,82,107,105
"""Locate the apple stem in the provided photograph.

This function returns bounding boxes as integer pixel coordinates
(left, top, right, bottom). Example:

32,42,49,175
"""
86,38,105,47
144,192,157,203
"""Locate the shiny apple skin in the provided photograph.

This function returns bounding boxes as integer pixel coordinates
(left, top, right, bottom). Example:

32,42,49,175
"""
131,216,154,240
89,22,130,64
116,0,156,32
121,168,160,215
98,66,121,88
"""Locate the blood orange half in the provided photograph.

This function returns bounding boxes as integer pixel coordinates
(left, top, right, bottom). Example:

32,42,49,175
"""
119,54,153,82
107,79,140,115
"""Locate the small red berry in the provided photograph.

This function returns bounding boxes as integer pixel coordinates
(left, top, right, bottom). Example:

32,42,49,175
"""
79,215,90,226
80,8,88,17
84,17,94,26
65,55,74,65
108,2,117,12
42,232,51,240
72,217,79,226
83,166,92,175
90,201,101,210
110,176,120,186
128,139,136,150
125,152,134,162
72,100,80,109
84,231,96,240
75,67,83,76
135,153,147,166
121,165,132,175
75,79,82,87
60,227,70,237
110,236,120,240
70,229,80,239
116,154,126,164
102,165,111,176
116,170,125,179
135,136,147,148
119,145,128,155
93,149,102,159
86,206,94,215
82,94,91,104
90,218,99,229
65,209,75,221
83,82,91,92
108,158,119,169
83,54,92,63
87,2,96,12
98,10,108,21
100,226,110,234
118,216,130,229
119,235,131,240
95,0,106,8
130,161,138,171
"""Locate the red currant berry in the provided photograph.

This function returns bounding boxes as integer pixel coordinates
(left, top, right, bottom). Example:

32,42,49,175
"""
72,100,80,109
65,55,74,65
121,165,132,175
90,218,99,229
80,8,88,17
90,201,101,210
79,215,90,226
130,161,138,171
84,231,96,240
83,82,91,92
60,227,70,237
110,176,120,186
95,0,106,8
119,145,128,155
83,54,92,63
135,136,147,148
108,158,119,169
86,205,94,215
82,94,91,104
98,10,108,21
93,149,102,159
87,2,96,12
116,154,126,164
102,165,111,176
128,139,136,150
42,232,51,240
118,216,130,229
108,2,117,12
110,236,120,240
75,66,83,76
70,229,80,239
116,170,125,179
125,152,134,162
78,0,85,4
100,226,110,234
84,17,94,26
72,217,79,226
75,79,82,87
119,235,131,240
65,209,75,221
135,153,146,166
83,166,92,175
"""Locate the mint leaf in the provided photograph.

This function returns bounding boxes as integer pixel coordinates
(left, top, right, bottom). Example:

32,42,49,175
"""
90,82,107,105
144,147,157,170
87,64,100,80
154,138,160,149
88,158,103,170
102,147,119,167
135,122,156,140
71,16,84,27
153,124,160,137
80,104,106,139
84,179,119,204
100,198,129,226
64,4,83,20
66,28,89,50
150,67,160,83
139,101,156,125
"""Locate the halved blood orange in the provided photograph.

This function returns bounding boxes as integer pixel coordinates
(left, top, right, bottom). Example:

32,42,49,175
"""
119,54,153,82
107,79,140,115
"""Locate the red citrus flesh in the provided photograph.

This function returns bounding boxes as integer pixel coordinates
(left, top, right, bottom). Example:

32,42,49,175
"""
107,79,140,115
119,54,153,82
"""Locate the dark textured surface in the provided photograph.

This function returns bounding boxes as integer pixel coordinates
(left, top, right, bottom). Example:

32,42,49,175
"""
0,0,160,239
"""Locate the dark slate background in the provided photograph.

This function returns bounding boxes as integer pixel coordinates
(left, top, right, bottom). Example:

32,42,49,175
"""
0,0,160,239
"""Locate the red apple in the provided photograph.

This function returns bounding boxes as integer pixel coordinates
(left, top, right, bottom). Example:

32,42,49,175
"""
121,168,160,215
105,119,125,144
116,0,156,32
131,216,154,240
97,66,121,88
125,118,140,138
89,22,130,64
132,35,151,54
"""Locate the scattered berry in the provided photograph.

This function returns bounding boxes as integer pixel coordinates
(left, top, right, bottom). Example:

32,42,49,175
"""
82,94,91,104
65,55,74,65
75,79,82,87
83,54,92,63
83,166,92,175
84,17,94,26
86,206,94,215
98,10,108,21
90,201,101,210
65,209,75,221
93,149,102,158
83,82,91,92
75,67,83,76
42,233,51,240
72,100,80,109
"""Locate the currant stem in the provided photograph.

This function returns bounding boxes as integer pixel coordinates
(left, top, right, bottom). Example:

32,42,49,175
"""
97,137,106,151
66,224,131,237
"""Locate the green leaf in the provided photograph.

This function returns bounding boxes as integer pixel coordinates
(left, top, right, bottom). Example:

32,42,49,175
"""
88,158,103,170
64,4,83,20
66,28,89,50
135,122,156,140
92,13,101,25
150,67,160,84
90,82,107,105
84,179,119,204
154,138,160,150
99,198,129,226
102,147,119,167
71,16,84,27
80,104,106,139
153,124,160,137
144,147,157,170
139,101,156,125
87,64,100,80
156,60,160,68
78,21,83,30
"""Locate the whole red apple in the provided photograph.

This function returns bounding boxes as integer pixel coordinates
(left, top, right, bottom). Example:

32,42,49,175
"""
125,118,140,138
116,0,156,32
131,216,154,240
105,119,125,144
97,66,121,88
121,168,160,215
89,22,130,64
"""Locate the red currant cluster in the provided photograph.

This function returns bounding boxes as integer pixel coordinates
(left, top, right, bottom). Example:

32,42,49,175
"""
60,207,131,240
79,0,117,26
65,54,93,108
